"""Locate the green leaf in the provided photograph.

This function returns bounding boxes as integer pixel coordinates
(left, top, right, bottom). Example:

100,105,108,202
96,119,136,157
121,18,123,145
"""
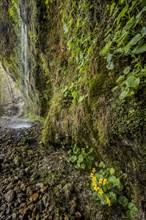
110,2,116,15
141,26,146,37
119,89,129,99
107,53,113,63
127,205,139,218
108,175,117,184
123,16,135,30
87,46,93,56
100,196,106,205
129,34,142,46
109,192,117,201
116,4,129,25
116,75,125,83
80,163,85,169
123,66,131,75
136,6,146,20
78,95,85,103
99,41,111,56
125,76,140,89
112,86,118,92
99,161,106,168
120,0,125,4
106,62,114,70
114,48,123,53
78,154,84,163
72,91,78,99
110,168,115,175
70,155,77,163
124,33,142,54
117,30,129,47
114,178,120,187
132,43,146,54
128,202,135,210
75,163,81,169
118,196,128,207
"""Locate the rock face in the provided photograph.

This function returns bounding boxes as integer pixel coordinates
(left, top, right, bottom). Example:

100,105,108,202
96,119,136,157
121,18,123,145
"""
0,0,39,115
0,64,25,116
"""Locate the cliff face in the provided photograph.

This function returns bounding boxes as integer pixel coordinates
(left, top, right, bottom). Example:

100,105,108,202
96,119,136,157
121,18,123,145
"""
0,0,39,114
0,64,24,116
0,0,146,219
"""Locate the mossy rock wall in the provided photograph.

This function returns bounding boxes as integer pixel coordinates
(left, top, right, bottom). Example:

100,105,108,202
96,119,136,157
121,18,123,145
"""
40,1,146,218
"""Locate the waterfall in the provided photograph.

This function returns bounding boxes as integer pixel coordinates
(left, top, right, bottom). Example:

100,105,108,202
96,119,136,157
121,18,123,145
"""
21,21,29,91
17,1,39,115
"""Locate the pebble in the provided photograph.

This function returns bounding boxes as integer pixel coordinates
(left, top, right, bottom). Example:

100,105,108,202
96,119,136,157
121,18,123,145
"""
5,190,15,203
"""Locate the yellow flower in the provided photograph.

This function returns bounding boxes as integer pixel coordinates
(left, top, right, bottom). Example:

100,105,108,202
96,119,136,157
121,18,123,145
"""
91,175,96,182
90,173,94,178
106,197,111,206
99,178,103,184
103,178,108,185
98,188,103,195
92,168,96,174
94,186,99,191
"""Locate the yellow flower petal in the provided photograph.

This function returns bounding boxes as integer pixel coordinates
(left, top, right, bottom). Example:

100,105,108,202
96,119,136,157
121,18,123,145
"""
99,178,103,184
92,168,96,173
98,188,103,195
103,178,108,185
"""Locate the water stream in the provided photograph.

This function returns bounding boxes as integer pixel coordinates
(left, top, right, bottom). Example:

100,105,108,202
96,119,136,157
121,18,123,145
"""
0,116,33,129
21,20,29,93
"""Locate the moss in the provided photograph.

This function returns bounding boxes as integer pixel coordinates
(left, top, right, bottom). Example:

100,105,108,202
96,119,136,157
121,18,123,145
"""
42,92,64,145
109,97,145,140
89,73,107,99
8,0,20,23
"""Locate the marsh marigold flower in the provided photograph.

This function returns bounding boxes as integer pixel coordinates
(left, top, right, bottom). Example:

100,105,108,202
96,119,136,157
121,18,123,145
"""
99,178,103,184
90,173,94,178
92,168,96,174
103,178,108,185
98,188,103,195
94,185,99,191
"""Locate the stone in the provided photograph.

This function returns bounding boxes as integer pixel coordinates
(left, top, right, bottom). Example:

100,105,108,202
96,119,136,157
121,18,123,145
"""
29,192,39,202
20,183,27,192
63,182,74,199
75,211,82,218
5,190,15,203
13,156,21,166
12,213,17,219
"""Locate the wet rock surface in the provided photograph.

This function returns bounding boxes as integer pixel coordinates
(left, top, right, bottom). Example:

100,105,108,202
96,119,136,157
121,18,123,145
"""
0,122,104,220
